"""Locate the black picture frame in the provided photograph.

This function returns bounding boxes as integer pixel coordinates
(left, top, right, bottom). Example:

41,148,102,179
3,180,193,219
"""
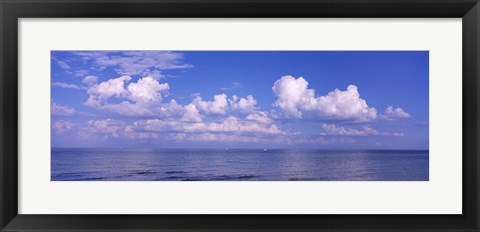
1,0,479,231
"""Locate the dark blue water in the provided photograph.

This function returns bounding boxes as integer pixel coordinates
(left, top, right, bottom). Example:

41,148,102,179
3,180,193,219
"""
51,148,429,181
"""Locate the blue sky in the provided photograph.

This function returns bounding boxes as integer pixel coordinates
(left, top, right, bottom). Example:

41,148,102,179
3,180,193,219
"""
51,51,428,149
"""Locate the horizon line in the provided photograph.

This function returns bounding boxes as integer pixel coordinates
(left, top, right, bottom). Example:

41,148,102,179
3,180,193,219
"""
51,147,429,151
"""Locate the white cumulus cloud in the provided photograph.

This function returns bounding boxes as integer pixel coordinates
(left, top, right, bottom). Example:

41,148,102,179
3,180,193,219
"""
83,74,263,121
380,106,411,120
229,95,257,113
272,75,377,122
126,76,170,104
179,104,203,123
85,76,172,116
192,94,228,115
86,75,131,103
246,111,273,124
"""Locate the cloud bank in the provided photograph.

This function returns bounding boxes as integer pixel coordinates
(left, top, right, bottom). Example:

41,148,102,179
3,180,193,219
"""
53,73,411,145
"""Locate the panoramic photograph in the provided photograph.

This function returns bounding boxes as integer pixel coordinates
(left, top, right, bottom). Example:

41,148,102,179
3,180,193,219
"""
51,51,429,181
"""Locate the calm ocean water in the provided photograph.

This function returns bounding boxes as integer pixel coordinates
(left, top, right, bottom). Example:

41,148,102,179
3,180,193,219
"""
51,148,429,181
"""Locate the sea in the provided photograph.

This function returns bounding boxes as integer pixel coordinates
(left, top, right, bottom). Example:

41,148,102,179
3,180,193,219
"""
51,148,429,181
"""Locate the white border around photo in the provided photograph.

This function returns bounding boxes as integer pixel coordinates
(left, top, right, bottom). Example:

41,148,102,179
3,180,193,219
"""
18,18,462,214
